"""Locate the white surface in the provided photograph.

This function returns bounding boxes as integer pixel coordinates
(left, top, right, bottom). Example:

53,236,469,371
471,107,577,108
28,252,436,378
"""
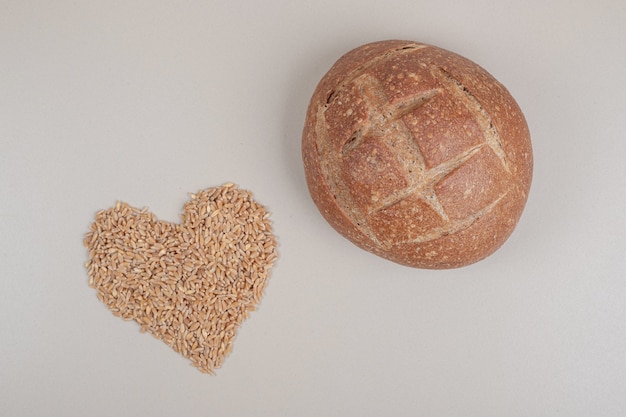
1,1,625,416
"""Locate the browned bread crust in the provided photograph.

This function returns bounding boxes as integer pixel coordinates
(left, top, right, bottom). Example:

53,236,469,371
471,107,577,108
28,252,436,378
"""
302,40,533,269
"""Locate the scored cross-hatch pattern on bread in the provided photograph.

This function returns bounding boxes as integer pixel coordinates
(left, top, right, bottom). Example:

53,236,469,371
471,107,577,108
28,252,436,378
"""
316,45,511,247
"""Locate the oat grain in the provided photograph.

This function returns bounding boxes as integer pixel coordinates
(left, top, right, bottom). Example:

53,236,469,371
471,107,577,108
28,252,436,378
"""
84,184,278,374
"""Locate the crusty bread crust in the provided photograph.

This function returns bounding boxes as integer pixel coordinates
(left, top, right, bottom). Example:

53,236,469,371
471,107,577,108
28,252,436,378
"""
302,40,532,269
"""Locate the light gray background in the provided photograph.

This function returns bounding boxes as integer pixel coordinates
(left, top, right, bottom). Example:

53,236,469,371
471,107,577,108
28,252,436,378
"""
1,1,625,416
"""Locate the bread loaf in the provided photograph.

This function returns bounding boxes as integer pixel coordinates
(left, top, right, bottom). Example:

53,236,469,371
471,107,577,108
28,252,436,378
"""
302,40,533,269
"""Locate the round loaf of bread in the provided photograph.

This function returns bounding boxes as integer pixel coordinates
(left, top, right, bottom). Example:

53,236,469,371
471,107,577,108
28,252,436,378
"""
302,40,533,269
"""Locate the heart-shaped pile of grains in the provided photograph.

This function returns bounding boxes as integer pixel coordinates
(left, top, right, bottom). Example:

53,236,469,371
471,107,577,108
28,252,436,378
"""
84,184,278,374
